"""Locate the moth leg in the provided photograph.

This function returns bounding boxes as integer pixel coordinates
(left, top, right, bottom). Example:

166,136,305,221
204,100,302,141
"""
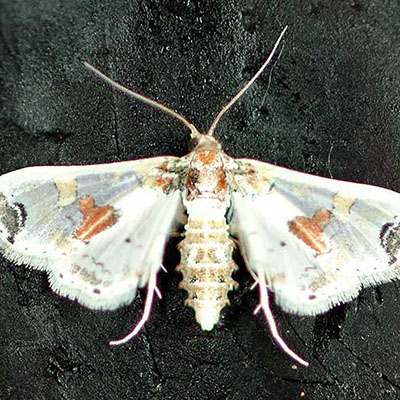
109,269,158,346
168,230,184,238
230,237,239,249
257,272,309,367
235,239,259,289
155,286,162,299
160,264,168,273
249,272,259,291
253,304,262,314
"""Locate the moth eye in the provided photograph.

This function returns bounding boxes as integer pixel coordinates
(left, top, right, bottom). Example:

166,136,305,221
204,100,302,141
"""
188,137,199,151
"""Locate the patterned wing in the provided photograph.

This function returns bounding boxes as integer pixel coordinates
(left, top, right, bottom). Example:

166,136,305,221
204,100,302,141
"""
0,157,182,310
229,158,400,316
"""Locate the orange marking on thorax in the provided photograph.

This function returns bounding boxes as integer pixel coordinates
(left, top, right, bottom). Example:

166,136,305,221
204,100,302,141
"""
198,149,216,165
289,209,331,254
75,196,118,241
216,166,227,191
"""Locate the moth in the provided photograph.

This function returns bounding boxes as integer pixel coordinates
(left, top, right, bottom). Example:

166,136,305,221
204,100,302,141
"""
1,27,400,368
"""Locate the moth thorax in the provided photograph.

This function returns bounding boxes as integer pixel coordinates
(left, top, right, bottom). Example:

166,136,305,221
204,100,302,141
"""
178,199,238,330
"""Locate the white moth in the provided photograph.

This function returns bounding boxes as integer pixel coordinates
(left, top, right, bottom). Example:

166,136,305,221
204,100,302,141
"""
1,27,400,368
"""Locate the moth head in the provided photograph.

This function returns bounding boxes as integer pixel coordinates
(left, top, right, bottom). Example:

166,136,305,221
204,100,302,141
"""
189,132,221,152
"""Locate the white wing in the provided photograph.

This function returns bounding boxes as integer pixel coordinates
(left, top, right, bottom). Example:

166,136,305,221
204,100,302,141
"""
0,157,182,310
229,158,400,316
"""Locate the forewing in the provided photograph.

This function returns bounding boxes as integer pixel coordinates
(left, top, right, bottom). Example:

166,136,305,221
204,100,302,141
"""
229,159,400,315
0,157,182,310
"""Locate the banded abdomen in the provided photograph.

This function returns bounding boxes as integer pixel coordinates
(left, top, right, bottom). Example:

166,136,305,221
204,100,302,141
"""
178,198,238,330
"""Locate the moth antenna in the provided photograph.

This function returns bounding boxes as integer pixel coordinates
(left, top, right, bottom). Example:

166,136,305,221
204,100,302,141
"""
206,26,288,137
257,272,309,367
84,62,200,138
109,269,158,346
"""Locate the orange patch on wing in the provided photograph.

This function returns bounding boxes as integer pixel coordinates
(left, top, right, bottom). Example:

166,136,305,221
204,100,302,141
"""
289,209,331,254
155,175,173,192
159,161,170,171
198,150,216,165
75,196,118,241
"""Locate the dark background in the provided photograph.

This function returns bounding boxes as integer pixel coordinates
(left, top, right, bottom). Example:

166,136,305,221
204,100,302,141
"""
1,1,400,399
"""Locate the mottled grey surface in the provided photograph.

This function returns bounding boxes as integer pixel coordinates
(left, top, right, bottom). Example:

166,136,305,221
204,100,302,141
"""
1,1,400,399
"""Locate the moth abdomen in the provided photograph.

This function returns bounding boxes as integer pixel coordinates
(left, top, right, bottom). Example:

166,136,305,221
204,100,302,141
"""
178,204,238,331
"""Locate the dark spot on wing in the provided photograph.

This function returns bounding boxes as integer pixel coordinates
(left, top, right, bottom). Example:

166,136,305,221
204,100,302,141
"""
380,220,400,265
0,193,27,244
14,202,27,227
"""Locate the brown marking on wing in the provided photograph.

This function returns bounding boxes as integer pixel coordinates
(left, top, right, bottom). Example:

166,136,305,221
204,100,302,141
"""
71,263,102,285
75,196,118,241
232,162,274,194
289,209,331,254
159,161,170,171
151,160,179,192
142,159,179,194
309,274,329,290
155,175,173,192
